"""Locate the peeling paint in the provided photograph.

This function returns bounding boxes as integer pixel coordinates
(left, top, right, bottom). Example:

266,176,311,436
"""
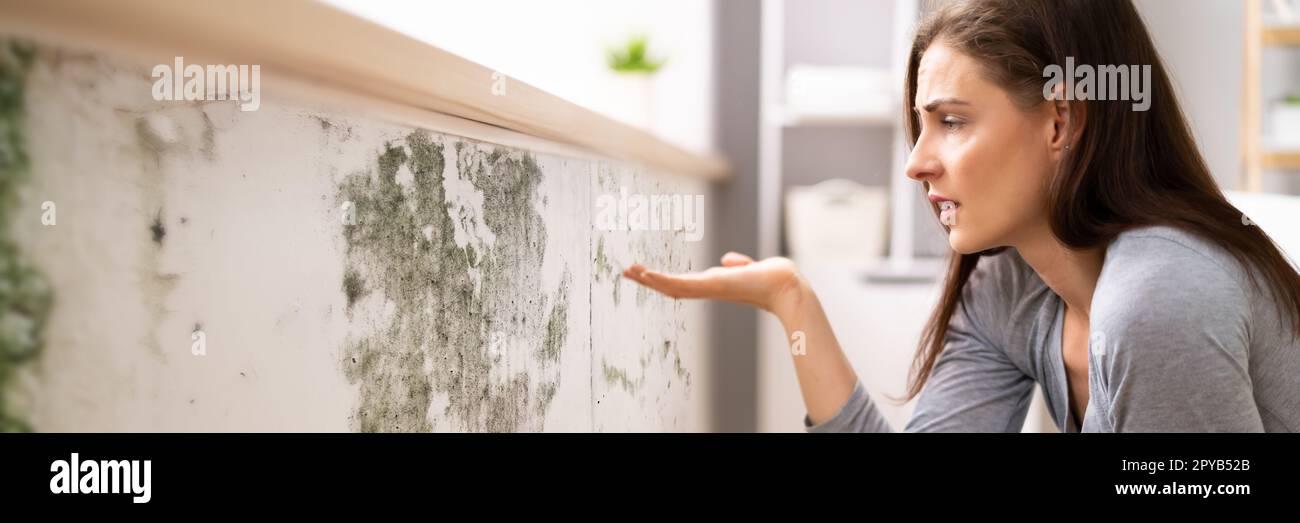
338,130,568,432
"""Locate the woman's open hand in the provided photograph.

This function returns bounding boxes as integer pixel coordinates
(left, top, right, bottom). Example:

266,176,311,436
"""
622,252,805,315
625,252,859,425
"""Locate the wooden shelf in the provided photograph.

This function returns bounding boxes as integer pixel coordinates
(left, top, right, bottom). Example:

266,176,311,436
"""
1262,26,1300,45
1245,4,1300,186
1261,150,1300,169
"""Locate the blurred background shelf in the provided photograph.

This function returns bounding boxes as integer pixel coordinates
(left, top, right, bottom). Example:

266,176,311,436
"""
755,0,977,432
1244,0,1300,192
775,105,899,127
1262,26,1300,44
1260,148,1300,168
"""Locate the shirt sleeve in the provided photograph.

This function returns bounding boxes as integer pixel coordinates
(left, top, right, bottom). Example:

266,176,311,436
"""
803,380,892,432
805,255,1037,433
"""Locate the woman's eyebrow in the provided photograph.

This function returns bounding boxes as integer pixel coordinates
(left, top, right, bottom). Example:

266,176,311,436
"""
917,98,971,112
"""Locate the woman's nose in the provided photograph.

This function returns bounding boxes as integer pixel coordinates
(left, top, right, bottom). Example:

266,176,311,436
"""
904,143,942,183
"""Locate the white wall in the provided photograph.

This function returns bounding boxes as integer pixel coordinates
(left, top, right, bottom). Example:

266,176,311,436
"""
1134,0,1246,192
323,0,716,154
10,36,714,432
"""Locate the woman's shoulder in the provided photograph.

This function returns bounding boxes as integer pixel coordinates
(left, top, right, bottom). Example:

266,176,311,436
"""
1093,225,1256,344
966,225,1250,311
1104,224,1248,283
959,225,1256,352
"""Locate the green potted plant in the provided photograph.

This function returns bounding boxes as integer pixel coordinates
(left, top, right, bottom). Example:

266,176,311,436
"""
605,34,666,128
1272,92,1300,147
607,34,666,74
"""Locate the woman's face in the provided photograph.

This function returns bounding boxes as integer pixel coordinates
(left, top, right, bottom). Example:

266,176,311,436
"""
905,42,1063,254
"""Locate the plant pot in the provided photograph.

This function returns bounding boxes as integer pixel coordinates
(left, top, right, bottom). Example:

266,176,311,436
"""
1270,103,1300,147
605,72,655,130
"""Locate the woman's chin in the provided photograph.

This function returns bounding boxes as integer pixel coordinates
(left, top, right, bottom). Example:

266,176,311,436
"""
946,229,982,255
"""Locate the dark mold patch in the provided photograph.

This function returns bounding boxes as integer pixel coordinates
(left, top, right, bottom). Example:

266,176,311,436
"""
199,109,216,160
149,209,166,245
341,269,365,309
338,130,566,432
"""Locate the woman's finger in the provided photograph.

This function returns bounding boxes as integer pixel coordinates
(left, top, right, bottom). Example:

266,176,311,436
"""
639,270,721,299
622,264,651,286
624,265,669,295
720,251,754,267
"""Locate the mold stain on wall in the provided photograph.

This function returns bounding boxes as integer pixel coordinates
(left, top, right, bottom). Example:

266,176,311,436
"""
337,130,570,432
587,163,701,429
0,41,53,432
593,236,621,306
3,36,704,431
133,105,207,362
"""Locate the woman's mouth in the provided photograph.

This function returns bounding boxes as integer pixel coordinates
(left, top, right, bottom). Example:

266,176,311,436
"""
927,193,959,226
938,200,958,226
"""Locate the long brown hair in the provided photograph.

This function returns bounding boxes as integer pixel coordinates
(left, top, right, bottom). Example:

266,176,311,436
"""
903,0,1300,401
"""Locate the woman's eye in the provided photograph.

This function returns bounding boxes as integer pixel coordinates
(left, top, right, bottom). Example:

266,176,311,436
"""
941,116,964,130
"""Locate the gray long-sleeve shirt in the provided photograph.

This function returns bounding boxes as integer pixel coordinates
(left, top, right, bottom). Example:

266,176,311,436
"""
805,225,1299,433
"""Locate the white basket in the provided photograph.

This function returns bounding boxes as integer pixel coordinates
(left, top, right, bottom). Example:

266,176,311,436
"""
784,179,889,266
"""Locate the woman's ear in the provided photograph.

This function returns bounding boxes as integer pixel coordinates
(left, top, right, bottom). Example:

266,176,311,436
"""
1047,83,1084,157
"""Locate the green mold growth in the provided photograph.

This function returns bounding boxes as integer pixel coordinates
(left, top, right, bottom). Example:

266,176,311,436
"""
0,40,52,433
537,271,570,364
536,381,557,420
338,130,566,432
593,236,621,306
600,338,692,398
601,358,644,394
0,41,35,222
663,340,691,386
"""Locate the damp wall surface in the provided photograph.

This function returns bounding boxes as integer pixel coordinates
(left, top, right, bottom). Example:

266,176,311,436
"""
1,41,715,432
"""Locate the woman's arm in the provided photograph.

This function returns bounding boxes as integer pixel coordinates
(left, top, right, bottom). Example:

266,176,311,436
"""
626,250,1042,433
769,272,861,426
623,253,858,425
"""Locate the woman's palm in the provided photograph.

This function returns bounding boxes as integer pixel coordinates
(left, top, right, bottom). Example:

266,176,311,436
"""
622,252,800,312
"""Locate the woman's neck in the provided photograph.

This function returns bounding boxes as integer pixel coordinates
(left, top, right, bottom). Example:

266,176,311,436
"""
1015,227,1106,319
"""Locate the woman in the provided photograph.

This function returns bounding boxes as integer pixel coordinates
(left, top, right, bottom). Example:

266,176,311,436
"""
623,0,1300,432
